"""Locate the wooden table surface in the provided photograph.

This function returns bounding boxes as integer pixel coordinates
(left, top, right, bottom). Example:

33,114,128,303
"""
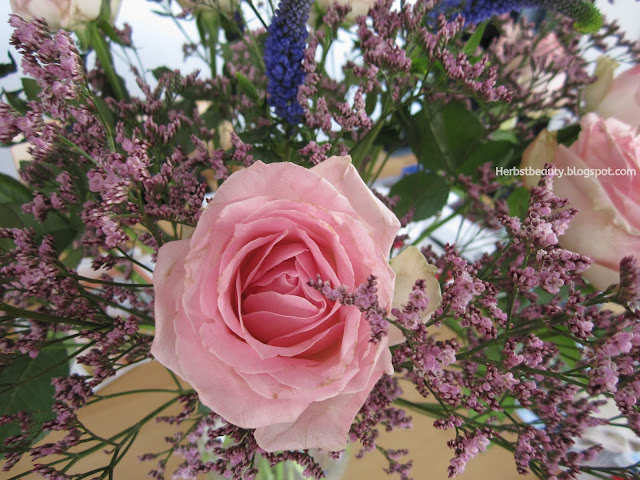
7,361,528,479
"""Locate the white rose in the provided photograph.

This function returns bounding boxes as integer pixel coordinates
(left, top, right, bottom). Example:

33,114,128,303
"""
583,56,640,128
10,0,121,31
177,0,236,16
315,0,377,23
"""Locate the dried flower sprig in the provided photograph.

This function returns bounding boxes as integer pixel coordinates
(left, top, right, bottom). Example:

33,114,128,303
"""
310,169,640,479
1,2,638,479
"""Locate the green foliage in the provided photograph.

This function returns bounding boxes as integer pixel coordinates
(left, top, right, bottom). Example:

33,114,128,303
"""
556,123,581,147
21,78,40,102
404,103,486,174
92,95,115,130
236,72,261,104
389,171,450,221
462,21,488,56
459,140,516,176
0,174,78,253
507,186,531,219
2,89,28,116
0,52,17,78
0,347,70,458
89,22,127,101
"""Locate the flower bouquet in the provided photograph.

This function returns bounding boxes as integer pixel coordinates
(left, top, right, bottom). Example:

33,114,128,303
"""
1,0,640,479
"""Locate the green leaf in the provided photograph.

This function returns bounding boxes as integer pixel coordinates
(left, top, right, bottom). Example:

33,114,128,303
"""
0,52,17,78
389,172,450,221
21,78,41,102
97,19,125,45
410,47,429,75
408,103,486,174
0,204,24,250
89,22,127,101
507,187,530,219
92,95,114,130
365,91,378,117
472,394,516,425
0,173,32,204
248,146,284,164
239,126,274,144
403,108,446,172
235,72,260,104
61,247,84,269
462,21,488,56
556,124,581,146
374,122,406,151
459,140,515,176
0,174,78,253
152,66,173,81
490,129,519,144
539,326,582,369
3,89,28,115
0,348,70,457
0,204,25,229
440,102,485,163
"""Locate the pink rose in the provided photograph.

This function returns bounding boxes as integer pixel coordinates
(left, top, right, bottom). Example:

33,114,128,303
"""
585,61,640,128
151,156,401,451
522,113,640,290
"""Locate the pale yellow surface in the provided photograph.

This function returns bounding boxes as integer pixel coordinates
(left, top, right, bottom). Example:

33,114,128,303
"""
5,361,529,480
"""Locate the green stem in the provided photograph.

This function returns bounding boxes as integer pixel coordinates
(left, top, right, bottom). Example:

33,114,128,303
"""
245,0,269,29
0,341,95,395
141,217,165,248
88,388,188,404
197,11,220,78
0,301,101,328
69,273,152,288
115,247,154,273
89,23,127,101
516,366,589,389
411,206,464,247
366,149,392,186
59,136,98,165
80,290,154,324
350,99,389,170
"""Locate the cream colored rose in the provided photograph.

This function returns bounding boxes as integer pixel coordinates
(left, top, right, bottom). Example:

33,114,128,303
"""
314,0,377,23
388,246,442,345
522,114,640,290
583,56,640,128
10,0,121,31
177,0,235,16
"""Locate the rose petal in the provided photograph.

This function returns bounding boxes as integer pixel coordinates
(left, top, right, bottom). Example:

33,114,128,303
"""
150,240,190,378
242,292,322,342
583,56,618,115
312,156,401,255
591,63,640,128
174,307,312,428
388,246,442,346
254,348,392,451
